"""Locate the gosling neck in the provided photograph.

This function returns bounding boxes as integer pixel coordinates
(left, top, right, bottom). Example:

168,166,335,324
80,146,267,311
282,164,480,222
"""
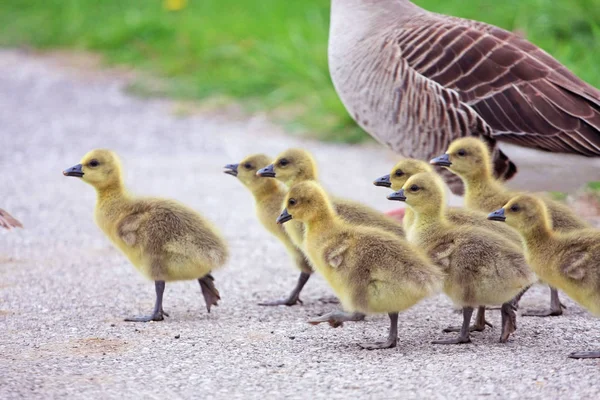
95,180,128,205
515,219,555,255
462,170,502,202
251,179,282,203
285,169,318,188
304,205,340,237
410,201,448,230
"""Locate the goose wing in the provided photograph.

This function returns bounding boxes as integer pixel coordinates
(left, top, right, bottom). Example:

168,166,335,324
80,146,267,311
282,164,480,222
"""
394,15,600,156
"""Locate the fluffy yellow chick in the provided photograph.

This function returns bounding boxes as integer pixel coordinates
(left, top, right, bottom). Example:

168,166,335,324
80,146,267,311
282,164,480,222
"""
64,149,228,322
376,158,523,332
277,181,443,349
489,195,600,359
432,137,589,317
224,154,312,306
389,172,536,344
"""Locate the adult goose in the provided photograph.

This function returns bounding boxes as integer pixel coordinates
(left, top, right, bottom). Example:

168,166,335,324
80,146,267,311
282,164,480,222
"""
329,0,600,194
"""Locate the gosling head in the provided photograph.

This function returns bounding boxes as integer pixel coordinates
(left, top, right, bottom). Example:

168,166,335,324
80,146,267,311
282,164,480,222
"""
257,148,317,187
388,172,446,214
224,154,274,190
63,149,123,190
430,137,492,179
375,159,434,191
488,194,550,233
276,181,331,225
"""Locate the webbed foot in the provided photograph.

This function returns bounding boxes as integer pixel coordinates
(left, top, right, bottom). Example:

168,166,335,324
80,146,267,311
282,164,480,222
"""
432,336,471,345
522,287,566,317
198,274,220,313
444,306,492,332
568,351,600,359
499,302,517,343
308,311,365,328
359,312,397,350
258,296,302,307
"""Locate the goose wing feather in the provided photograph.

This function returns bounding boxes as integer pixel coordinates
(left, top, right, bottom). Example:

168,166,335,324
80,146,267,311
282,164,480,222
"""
393,15,600,156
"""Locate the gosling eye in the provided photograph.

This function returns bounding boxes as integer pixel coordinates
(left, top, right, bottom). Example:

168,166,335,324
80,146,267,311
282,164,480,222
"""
394,169,404,177
457,149,467,157
288,198,297,206
510,204,520,213
244,163,252,170
279,158,289,167
89,159,100,167
410,185,420,192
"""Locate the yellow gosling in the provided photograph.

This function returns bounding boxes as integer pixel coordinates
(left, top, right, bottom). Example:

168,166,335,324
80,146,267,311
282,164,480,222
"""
64,149,228,322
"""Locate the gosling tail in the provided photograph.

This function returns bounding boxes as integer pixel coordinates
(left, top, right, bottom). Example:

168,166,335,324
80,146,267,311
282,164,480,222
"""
198,273,220,313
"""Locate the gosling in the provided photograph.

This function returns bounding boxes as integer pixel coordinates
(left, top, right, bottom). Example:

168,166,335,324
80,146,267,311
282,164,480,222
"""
277,181,443,349
389,172,536,344
64,149,228,322
375,159,523,333
258,148,404,326
432,137,589,317
224,154,312,306
489,195,600,359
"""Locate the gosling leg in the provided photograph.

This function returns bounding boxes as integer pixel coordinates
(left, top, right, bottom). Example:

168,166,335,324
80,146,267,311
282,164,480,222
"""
125,280,168,322
499,302,518,342
258,272,310,306
308,311,365,328
443,306,492,332
522,286,566,317
198,273,220,313
568,351,600,359
433,307,473,344
359,312,398,350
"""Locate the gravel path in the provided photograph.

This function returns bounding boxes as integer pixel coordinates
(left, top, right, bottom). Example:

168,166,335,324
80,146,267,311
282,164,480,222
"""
1,49,598,399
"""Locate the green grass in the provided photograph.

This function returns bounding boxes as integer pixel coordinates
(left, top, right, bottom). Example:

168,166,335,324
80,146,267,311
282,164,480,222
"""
1,0,599,143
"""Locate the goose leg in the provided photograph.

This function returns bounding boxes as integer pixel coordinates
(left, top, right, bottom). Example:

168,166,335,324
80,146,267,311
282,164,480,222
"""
568,351,600,359
125,280,167,322
198,273,220,313
308,311,365,328
359,312,398,350
443,306,493,332
499,302,517,342
522,286,566,317
433,307,473,344
258,272,310,306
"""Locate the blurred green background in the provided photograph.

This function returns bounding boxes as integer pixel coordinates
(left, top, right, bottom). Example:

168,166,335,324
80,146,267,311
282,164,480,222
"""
1,0,599,143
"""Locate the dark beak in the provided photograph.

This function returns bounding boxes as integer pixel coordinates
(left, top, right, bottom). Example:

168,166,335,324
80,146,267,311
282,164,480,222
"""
63,164,84,177
276,208,293,224
224,163,239,177
487,208,506,222
256,164,276,178
430,154,452,167
373,174,392,188
387,189,406,202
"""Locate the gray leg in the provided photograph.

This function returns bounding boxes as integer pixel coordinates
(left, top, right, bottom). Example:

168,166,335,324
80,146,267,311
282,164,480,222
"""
443,306,492,332
125,280,168,322
522,286,566,317
433,307,473,344
569,351,600,359
359,313,398,350
499,302,517,342
258,272,310,306
308,311,366,328
198,273,220,313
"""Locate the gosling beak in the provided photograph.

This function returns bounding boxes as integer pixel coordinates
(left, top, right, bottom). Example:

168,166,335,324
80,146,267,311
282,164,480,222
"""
276,208,293,224
430,153,452,167
488,208,506,222
256,164,276,178
63,164,84,178
387,189,406,202
373,174,392,188
224,163,239,177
